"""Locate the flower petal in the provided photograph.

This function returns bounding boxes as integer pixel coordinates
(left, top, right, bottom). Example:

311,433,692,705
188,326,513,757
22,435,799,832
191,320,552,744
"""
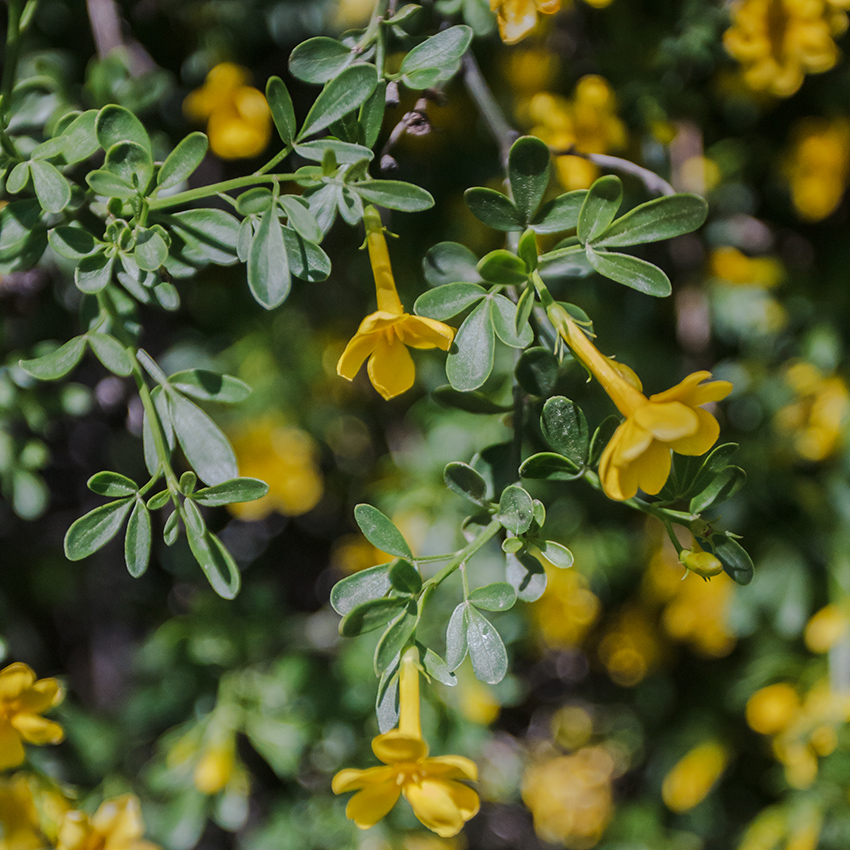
630,439,672,495
650,371,732,407
337,331,379,381
634,401,699,442
0,663,36,700
92,795,144,843
333,765,396,794
0,721,25,769
345,781,402,830
17,677,63,714
404,778,480,838
396,316,455,351
610,417,653,465
668,407,721,456
372,730,428,764
422,754,479,781
599,434,640,501
496,0,539,43
11,713,64,745
367,335,416,400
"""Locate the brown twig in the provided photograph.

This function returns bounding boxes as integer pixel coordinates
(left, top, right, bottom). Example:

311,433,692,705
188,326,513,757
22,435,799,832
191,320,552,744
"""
379,96,432,171
85,0,155,75
549,146,676,197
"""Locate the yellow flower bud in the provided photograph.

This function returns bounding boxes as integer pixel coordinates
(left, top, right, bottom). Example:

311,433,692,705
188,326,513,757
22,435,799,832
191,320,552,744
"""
193,739,236,796
680,547,723,578
661,741,729,813
746,683,799,735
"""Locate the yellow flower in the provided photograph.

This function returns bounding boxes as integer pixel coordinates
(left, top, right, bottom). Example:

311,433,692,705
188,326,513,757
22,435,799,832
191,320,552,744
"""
228,419,323,519
662,741,729,813
782,118,850,220
804,603,850,652
491,0,561,44
184,63,271,160
724,0,846,97
337,207,454,400
0,663,64,770
746,683,800,735
522,746,616,847
333,648,479,837
527,77,626,190
549,305,732,501
531,560,600,648
56,795,159,850
193,736,236,796
709,246,783,289
597,605,665,687
0,774,42,850
680,543,724,578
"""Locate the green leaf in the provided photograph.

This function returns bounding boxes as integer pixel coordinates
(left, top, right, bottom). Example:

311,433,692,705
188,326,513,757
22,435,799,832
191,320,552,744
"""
266,76,297,144
541,396,589,465
96,104,151,154
465,187,523,231
469,582,516,611
506,551,547,602
0,200,45,268
86,168,136,198
477,249,528,285
432,386,512,414
376,665,400,733
354,504,413,558
6,161,29,194
146,490,170,510
125,499,151,578
466,605,508,684
519,452,581,481
20,336,86,381
497,484,534,535
596,193,709,248
712,534,754,586
184,512,242,599
421,648,456,686
289,37,355,84
375,605,417,675
531,191,587,234
508,135,550,223
168,370,251,404
279,195,322,244
690,467,747,514
134,228,168,271
340,597,408,636
158,132,208,190
400,26,473,86
179,472,197,495
414,282,486,320
586,246,672,297
169,392,238,486
75,251,114,293
445,603,469,670
330,563,392,615
237,188,273,216
87,471,138,497
87,332,133,376
389,559,422,594
282,227,332,282
517,228,538,271
48,226,97,260
537,540,574,568
423,242,481,287
248,207,291,309
295,139,374,164
490,294,533,348
577,175,623,244
64,498,133,560
104,141,153,191
43,110,99,164
30,160,71,213
162,208,240,265
193,478,270,506
444,461,488,504
516,347,559,396
351,180,434,212
361,81,386,148
297,65,378,140
446,300,495,391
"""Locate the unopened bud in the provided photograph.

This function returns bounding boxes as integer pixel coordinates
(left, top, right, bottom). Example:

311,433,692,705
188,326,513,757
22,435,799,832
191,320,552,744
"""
386,81,400,107
681,547,723,578
380,154,398,172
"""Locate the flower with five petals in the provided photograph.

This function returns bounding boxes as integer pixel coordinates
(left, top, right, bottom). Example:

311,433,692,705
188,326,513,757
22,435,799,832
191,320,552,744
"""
332,648,479,837
0,663,64,770
549,304,732,501
490,0,561,44
337,207,454,400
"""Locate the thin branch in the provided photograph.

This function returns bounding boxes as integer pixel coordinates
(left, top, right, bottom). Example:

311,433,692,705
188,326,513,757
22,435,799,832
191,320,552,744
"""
379,96,432,171
85,0,156,74
550,145,676,196
461,50,517,166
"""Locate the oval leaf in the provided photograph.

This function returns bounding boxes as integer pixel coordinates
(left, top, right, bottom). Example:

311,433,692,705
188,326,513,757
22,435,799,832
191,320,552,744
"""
596,193,708,248
297,65,378,140
193,478,269,506
353,504,413,559
158,132,209,190
169,392,238,486
466,605,508,684
586,246,672,297
125,499,152,578
64,498,133,560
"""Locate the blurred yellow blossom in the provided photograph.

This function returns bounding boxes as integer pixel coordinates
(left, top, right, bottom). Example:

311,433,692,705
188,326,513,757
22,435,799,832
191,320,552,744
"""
457,673,501,726
709,247,784,289
333,648,479,837
723,0,847,97
0,774,42,850
531,560,600,648
776,362,850,461
527,77,626,190
522,746,616,848
552,706,594,751
184,62,271,159
491,0,561,45
332,0,374,29
746,683,801,735
228,418,323,519
504,48,560,95
737,804,823,850
56,795,159,850
804,603,850,652
662,741,729,812
549,304,732,501
331,534,388,575
193,734,237,795
337,206,454,400
597,606,664,687
0,663,64,770
782,118,850,220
